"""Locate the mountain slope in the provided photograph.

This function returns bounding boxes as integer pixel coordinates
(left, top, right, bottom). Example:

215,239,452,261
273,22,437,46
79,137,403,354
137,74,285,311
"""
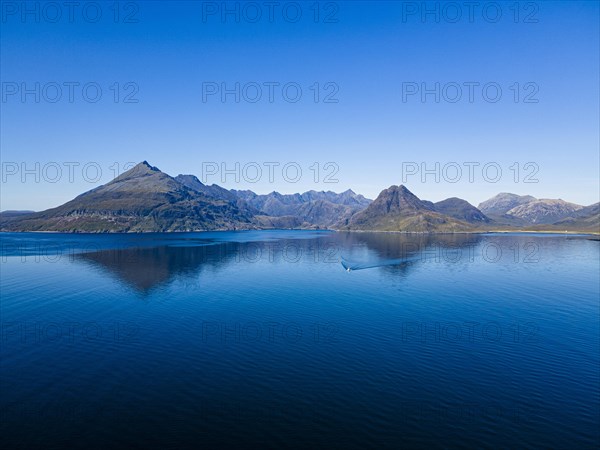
552,202,600,232
174,174,239,202
2,162,255,232
505,199,584,224
571,202,600,218
434,198,490,224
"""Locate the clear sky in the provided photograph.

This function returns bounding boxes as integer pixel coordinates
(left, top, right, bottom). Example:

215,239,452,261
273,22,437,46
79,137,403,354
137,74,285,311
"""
1,0,599,211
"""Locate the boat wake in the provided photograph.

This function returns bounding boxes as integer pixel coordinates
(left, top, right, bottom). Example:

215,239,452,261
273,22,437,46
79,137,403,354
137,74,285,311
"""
341,254,423,272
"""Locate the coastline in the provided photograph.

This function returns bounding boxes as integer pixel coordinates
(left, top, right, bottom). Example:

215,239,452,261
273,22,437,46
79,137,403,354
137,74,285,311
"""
1,228,597,236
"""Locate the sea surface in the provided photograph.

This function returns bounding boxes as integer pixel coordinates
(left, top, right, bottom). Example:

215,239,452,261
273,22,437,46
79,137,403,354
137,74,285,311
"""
1,231,599,449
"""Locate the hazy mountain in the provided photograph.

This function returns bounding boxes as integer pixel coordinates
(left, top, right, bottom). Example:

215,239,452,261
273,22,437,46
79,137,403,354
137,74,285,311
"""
433,198,490,224
294,200,362,227
551,202,599,232
231,188,371,227
342,185,473,232
478,193,537,215
232,189,370,213
0,210,35,219
253,215,305,229
505,199,584,224
570,202,600,218
0,210,36,228
308,189,372,208
477,193,590,227
2,162,255,232
0,210,35,216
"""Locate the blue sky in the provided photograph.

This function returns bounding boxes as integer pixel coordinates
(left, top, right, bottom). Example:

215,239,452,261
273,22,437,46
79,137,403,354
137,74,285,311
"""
1,1,599,211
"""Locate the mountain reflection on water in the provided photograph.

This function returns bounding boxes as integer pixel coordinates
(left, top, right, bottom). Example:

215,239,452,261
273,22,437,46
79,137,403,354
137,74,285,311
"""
71,232,485,292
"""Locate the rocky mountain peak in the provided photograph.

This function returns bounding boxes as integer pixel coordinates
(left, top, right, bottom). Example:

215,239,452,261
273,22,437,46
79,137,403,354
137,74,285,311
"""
375,185,433,213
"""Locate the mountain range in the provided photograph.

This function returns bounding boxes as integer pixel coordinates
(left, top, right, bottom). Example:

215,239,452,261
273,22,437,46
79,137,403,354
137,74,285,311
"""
1,161,598,233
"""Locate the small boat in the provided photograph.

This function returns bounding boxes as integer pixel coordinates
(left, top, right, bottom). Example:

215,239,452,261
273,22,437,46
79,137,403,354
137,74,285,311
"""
341,259,352,272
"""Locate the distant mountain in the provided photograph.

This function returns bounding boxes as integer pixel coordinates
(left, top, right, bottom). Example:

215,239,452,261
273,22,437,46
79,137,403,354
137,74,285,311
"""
0,210,35,215
314,189,372,208
253,215,304,229
0,210,36,229
0,210,35,219
478,193,588,226
342,185,473,232
294,200,361,227
570,202,600,218
433,198,490,224
505,199,584,224
2,162,255,232
231,189,371,227
552,202,599,232
232,189,370,212
478,193,536,215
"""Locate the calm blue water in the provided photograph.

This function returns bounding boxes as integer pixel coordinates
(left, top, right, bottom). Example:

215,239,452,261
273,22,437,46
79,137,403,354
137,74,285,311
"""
1,231,599,449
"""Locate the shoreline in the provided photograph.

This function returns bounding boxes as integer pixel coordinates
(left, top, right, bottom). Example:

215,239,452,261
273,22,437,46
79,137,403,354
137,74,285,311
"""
1,228,598,236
